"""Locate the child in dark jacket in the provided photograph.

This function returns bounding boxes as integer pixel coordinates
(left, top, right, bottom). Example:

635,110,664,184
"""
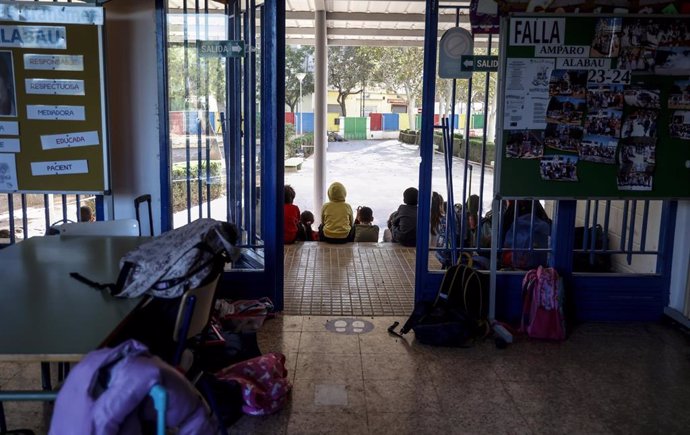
384,187,418,247
299,210,319,241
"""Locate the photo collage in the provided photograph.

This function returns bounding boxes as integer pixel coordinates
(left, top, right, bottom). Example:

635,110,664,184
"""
508,17,690,191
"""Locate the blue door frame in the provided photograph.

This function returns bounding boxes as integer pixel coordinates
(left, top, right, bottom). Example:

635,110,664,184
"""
157,0,285,309
220,0,285,309
416,0,678,322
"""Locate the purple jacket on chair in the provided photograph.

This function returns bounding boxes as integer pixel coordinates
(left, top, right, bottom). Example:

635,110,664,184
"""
49,339,219,435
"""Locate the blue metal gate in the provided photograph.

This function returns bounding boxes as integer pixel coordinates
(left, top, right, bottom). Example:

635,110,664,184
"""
416,1,677,322
161,0,284,307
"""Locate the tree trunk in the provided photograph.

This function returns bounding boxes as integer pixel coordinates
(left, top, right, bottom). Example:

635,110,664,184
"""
337,93,348,117
406,99,416,131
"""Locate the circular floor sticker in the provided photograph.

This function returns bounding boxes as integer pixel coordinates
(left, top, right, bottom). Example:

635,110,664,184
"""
325,318,374,335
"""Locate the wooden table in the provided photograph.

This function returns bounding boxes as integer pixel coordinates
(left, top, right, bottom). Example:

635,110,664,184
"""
0,235,146,362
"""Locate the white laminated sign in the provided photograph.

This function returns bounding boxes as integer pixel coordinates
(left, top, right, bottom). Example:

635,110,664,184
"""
27,105,85,121
31,159,89,176
41,131,99,150
25,79,85,96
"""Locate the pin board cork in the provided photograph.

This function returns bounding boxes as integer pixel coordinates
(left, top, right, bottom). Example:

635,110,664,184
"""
0,2,108,194
496,14,690,199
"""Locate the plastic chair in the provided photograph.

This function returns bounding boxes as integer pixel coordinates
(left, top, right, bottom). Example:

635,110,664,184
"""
172,274,223,368
58,219,140,237
148,384,167,435
0,391,58,434
134,194,154,236
170,266,229,435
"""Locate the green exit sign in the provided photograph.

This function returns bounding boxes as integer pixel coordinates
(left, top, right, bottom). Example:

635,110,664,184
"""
197,40,245,58
459,55,499,72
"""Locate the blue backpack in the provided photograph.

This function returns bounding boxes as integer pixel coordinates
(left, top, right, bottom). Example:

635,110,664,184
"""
502,214,550,270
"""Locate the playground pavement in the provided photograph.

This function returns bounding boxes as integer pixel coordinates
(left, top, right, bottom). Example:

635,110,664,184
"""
284,139,494,234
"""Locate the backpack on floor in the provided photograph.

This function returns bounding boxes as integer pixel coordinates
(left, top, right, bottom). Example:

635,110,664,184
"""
390,255,489,347
214,352,292,416
520,266,566,341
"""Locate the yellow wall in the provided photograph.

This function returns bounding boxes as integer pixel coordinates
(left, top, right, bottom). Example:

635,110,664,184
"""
399,113,410,130
327,113,339,132
327,90,404,117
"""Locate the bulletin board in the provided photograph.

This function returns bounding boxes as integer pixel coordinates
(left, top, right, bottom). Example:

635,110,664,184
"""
0,2,108,194
496,14,690,199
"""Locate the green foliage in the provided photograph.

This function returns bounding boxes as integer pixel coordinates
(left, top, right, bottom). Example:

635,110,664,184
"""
285,133,314,158
171,160,225,213
371,47,424,118
285,45,315,113
458,138,496,164
328,47,377,117
398,129,420,145
285,122,296,140
167,44,227,112
399,130,495,164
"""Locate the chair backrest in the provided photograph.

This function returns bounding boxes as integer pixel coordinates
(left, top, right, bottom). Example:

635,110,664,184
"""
173,274,221,343
134,194,154,236
59,219,140,237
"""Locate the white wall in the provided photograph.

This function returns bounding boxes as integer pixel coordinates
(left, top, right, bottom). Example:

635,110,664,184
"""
543,199,663,273
104,0,162,234
578,200,662,274
669,201,690,314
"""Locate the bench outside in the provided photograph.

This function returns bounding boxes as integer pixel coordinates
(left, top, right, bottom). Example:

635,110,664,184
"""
285,157,304,171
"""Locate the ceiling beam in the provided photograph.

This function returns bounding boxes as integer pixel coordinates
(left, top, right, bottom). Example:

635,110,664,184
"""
286,27,426,37
286,37,492,48
286,11,468,23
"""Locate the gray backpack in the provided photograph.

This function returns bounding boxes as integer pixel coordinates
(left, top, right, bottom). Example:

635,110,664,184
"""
71,218,239,298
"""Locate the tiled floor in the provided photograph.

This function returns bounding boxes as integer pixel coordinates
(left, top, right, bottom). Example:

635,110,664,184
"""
2,316,690,434
284,243,418,316
4,243,690,434
234,316,690,435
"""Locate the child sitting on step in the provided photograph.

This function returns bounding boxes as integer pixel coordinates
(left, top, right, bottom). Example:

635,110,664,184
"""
354,206,379,242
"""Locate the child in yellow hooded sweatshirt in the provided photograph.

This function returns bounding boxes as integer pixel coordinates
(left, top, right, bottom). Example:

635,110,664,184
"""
319,181,354,244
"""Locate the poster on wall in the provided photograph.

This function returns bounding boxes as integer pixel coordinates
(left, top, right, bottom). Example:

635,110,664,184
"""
591,18,623,58
623,86,660,108
0,153,17,191
0,51,16,117
0,2,107,193
503,57,554,130
544,123,582,152
669,79,690,109
498,14,690,199
505,129,544,158
617,142,655,191
618,18,690,75
670,110,690,140
539,154,579,182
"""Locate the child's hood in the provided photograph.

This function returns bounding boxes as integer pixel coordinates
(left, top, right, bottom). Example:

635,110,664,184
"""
328,182,347,202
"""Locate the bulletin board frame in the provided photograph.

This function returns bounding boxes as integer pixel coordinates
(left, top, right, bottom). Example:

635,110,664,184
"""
495,14,690,199
0,2,109,194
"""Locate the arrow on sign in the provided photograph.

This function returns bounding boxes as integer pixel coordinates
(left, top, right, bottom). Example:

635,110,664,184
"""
463,59,474,68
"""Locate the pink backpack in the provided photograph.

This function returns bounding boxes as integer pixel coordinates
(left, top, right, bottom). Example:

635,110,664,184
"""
520,266,566,341
215,352,291,416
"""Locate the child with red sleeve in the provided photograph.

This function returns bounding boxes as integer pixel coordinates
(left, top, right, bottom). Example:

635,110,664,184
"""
284,185,301,244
